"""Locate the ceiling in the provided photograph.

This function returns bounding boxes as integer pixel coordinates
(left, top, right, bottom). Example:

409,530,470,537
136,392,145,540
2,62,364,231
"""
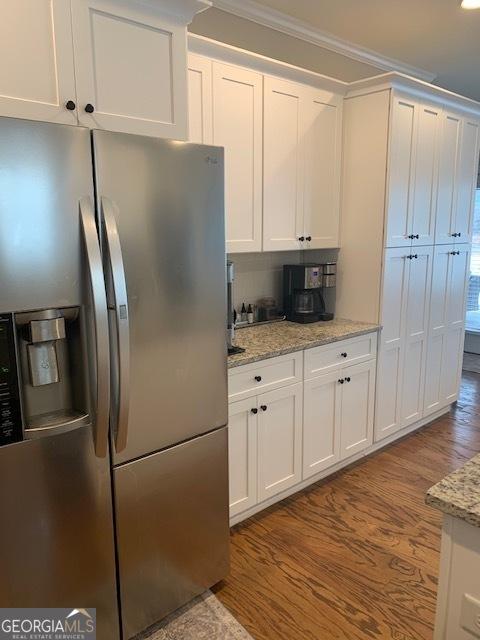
233,0,480,101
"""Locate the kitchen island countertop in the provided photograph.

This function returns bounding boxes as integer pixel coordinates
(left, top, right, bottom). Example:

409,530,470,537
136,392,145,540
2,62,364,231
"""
228,318,380,369
426,453,480,528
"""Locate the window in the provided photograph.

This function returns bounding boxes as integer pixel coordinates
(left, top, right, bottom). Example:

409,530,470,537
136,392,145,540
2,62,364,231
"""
466,185,480,332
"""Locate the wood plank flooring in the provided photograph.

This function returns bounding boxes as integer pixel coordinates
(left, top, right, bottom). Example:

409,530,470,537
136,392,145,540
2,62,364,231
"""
213,372,480,640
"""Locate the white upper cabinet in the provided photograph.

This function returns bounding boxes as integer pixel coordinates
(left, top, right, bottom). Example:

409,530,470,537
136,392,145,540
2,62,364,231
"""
0,0,77,125
384,95,479,249
187,54,212,144
385,95,416,248
386,95,441,248
263,77,342,251
435,112,462,244
0,0,207,137
71,0,188,138
436,112,480,244
410,102,441,246
454,118,480,242
303,88,342,249
212,62,263,253
263,77,305,251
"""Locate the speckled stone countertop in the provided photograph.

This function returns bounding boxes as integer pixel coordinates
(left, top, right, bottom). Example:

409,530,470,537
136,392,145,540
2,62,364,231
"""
227,318,380,369
426,454,480,528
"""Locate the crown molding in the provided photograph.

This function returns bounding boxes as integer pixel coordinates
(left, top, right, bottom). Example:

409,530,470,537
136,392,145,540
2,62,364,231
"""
211,0,436,82
140,0,211,23
346,72,480,116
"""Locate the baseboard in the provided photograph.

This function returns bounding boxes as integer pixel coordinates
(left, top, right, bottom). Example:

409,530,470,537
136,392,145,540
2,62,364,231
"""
229,405,451,526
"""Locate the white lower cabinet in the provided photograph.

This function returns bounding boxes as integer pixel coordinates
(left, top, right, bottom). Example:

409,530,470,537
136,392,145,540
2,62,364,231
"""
257,383,303,501
303,371,341,479
228,397,257,518
228,333,378,522
424,244,470,415
339,360,375,459
400,246,433,427
303,359,375,480
376,246,433,441
375,248,409,439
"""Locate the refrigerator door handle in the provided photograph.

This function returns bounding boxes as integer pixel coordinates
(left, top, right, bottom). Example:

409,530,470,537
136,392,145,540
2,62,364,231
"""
79,197,110,458
101,196,130,453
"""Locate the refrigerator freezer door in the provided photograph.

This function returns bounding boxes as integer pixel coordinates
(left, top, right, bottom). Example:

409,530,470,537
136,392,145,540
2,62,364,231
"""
0,427,120,638
114,427,230,639
0,118,93,312
0,117,119,635
92,131,228,464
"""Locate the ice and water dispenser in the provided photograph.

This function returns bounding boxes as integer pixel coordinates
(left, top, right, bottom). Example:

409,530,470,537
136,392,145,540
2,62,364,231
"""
0,307,90,446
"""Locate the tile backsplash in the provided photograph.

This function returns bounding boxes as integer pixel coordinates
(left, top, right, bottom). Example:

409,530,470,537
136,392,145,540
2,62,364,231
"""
228,249,339,315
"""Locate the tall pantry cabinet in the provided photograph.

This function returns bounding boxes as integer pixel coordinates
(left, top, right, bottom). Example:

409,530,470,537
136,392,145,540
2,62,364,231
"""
336,76,480,442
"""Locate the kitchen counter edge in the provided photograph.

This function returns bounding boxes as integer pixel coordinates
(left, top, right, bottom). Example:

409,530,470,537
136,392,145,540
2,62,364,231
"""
426,453,480,528
227,320,381,369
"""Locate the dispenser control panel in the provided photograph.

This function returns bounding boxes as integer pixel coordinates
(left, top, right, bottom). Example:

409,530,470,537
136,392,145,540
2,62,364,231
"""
0,314,22,445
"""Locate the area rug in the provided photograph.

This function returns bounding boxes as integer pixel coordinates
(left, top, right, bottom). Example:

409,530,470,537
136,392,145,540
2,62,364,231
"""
138,591,254,640
463,352,480,374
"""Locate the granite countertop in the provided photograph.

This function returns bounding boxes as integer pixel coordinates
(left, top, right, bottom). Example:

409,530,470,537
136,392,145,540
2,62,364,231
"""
228,318,380,368
426,454,480,528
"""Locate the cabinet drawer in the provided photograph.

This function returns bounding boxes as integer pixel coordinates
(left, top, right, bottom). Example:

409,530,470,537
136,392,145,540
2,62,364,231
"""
228,352,303,402
304,333,377,379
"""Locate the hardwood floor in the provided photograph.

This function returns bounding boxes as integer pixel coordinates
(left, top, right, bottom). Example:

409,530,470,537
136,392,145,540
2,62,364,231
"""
214,372,480,640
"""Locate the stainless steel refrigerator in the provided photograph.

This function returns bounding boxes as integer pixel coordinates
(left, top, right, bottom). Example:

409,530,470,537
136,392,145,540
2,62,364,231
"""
0,117,229,639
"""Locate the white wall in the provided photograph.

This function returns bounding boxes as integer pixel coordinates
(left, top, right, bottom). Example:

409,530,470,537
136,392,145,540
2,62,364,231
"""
189,8,383,81
229,249,338,316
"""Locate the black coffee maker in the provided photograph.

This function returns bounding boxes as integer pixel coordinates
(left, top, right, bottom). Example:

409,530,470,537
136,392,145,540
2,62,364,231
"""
283,264,335,323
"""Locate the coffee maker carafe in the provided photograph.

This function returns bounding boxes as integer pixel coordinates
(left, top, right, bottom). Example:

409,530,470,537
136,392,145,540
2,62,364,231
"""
283,264,335,323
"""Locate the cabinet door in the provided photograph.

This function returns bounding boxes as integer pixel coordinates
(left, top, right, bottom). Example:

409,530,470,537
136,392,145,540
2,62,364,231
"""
411,103,441,246
425,245,470,413
257,383,302,502
385,95,416,248
303,372,341,479
401,246,433,427
442,246,470,404
340,360,375,460
375,248,409,441
263,77,305,251
71,0,188,138
435,112,462,244
424,245,450,417
0,0,77,125
228,398,258,517
303,88,342,249
188,54,212,144
212,62,263,253
454,118,480,242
